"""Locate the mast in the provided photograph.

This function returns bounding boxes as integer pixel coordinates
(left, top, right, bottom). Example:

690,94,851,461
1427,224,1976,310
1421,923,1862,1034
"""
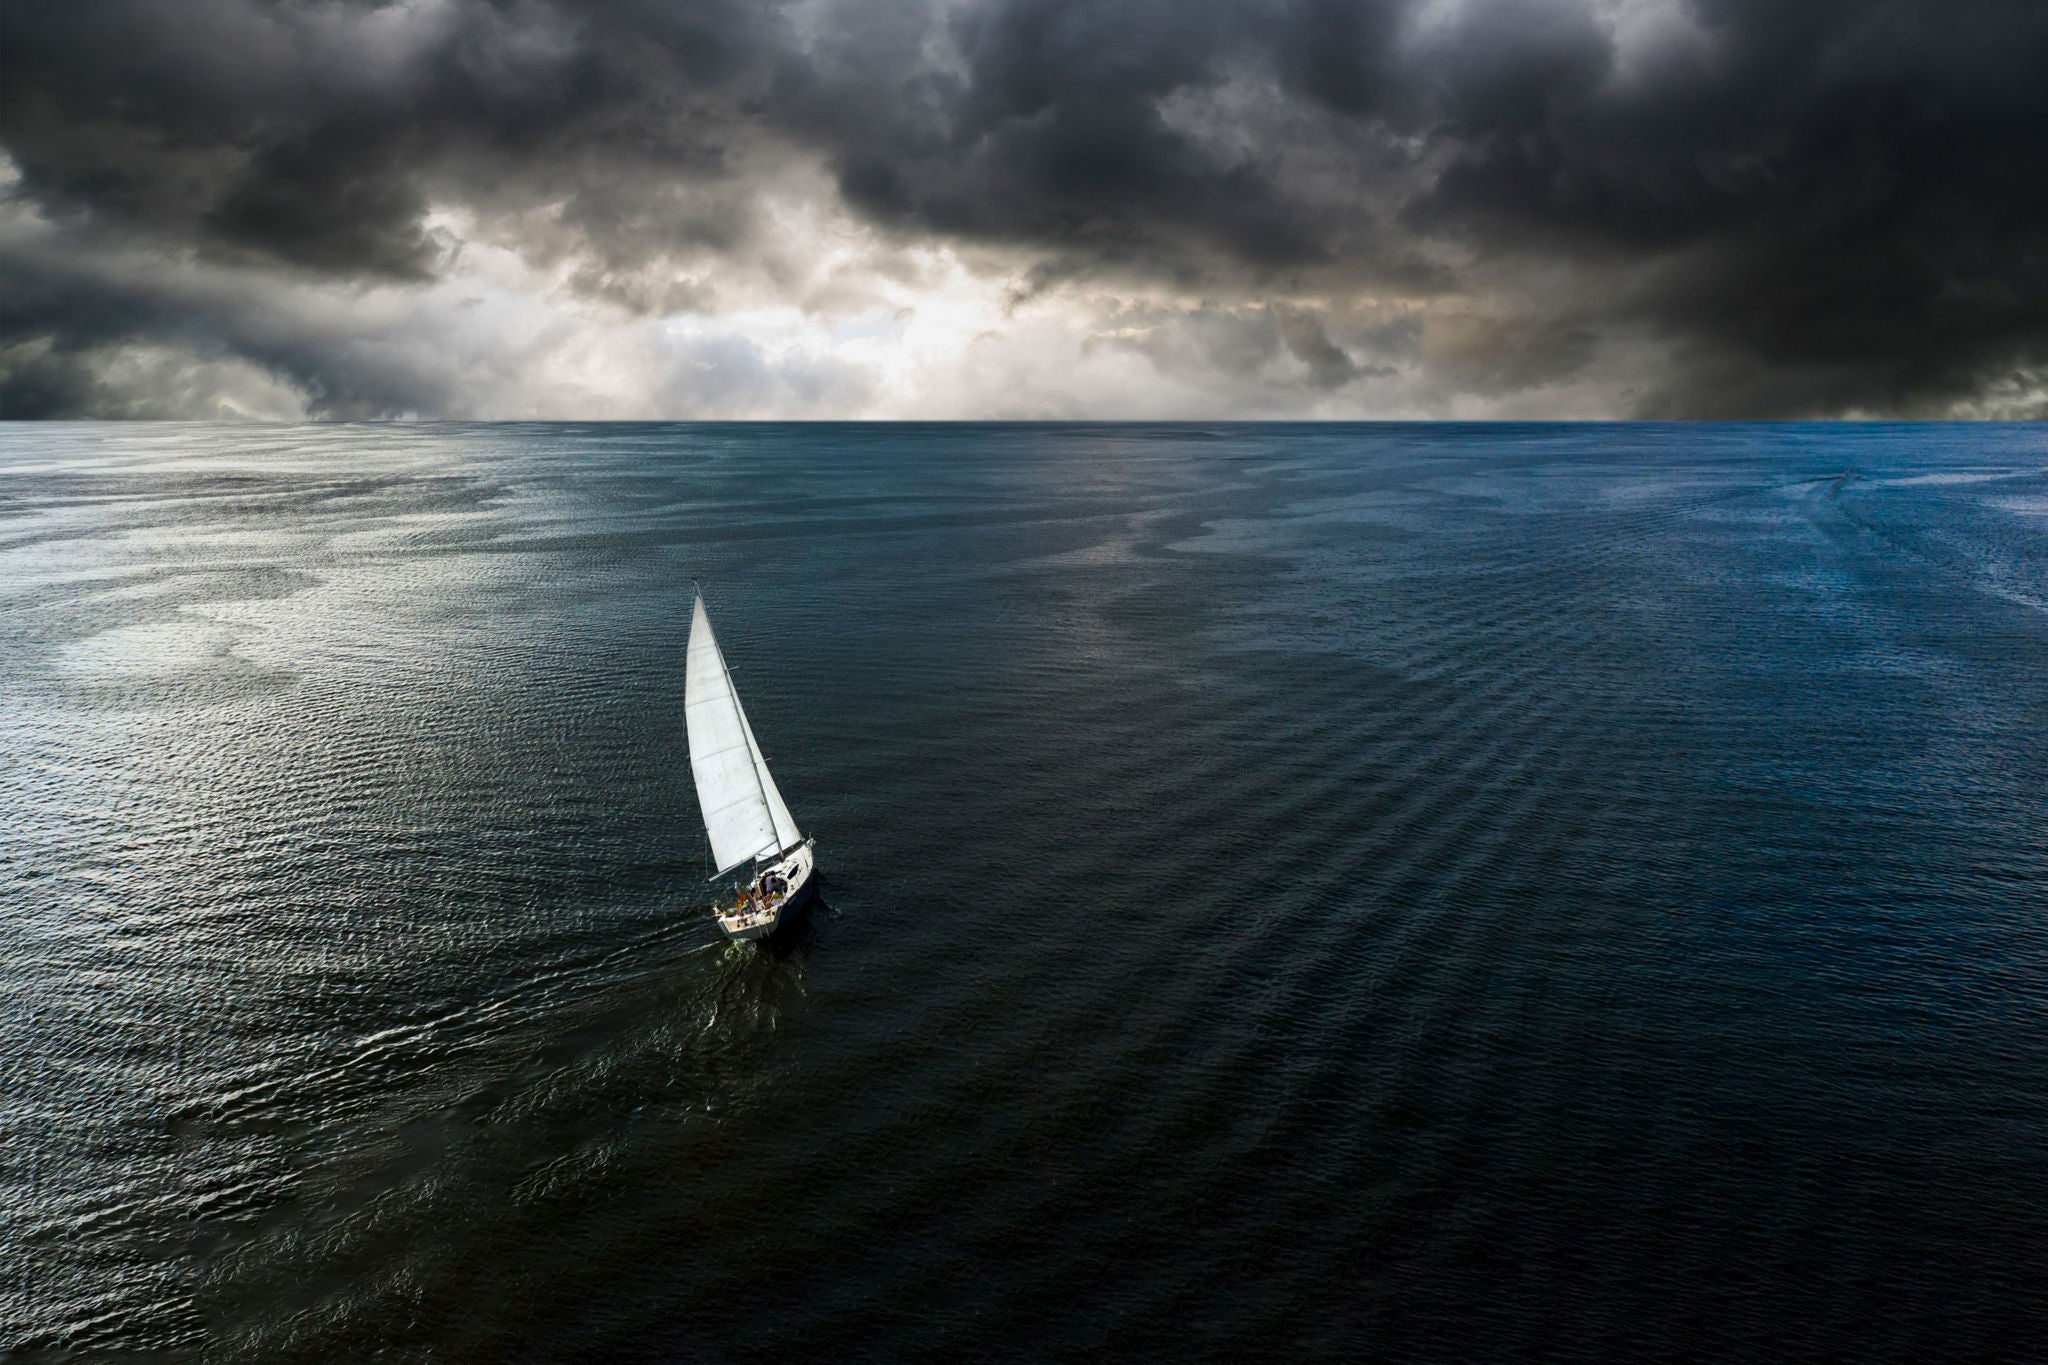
709,591,783,867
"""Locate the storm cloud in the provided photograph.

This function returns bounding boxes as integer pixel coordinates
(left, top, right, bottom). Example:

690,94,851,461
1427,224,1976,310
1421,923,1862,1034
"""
4,0,2045,418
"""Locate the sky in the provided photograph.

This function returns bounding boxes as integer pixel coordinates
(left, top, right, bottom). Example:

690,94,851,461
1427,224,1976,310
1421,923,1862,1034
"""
2,0,2045,421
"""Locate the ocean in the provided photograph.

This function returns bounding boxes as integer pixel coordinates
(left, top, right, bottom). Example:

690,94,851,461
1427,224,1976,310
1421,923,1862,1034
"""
4,422,2046,1361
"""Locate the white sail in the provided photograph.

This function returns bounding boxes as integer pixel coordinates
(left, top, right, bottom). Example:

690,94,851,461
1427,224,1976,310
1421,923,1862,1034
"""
685,594,802,875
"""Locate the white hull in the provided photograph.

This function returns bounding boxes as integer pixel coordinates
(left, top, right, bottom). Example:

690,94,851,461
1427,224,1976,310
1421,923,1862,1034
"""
716,840,817,941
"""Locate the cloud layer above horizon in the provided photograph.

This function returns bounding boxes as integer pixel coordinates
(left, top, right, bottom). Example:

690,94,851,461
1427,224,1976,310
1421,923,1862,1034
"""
4,0,2045,419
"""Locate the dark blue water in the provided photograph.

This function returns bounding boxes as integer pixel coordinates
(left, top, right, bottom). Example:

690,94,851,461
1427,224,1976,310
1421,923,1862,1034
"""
4,423,2046,1361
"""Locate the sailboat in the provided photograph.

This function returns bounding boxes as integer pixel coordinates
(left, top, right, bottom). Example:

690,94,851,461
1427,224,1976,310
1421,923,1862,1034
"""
686,590,817,941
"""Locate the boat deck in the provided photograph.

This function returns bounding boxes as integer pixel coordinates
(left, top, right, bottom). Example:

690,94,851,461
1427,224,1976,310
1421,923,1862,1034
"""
716,841,814,939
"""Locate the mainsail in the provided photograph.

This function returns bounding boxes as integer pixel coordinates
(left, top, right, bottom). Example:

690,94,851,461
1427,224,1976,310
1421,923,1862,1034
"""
685,594,802,875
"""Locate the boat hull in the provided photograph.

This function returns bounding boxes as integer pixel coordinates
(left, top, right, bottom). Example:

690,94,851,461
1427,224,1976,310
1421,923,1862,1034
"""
717,841,816,941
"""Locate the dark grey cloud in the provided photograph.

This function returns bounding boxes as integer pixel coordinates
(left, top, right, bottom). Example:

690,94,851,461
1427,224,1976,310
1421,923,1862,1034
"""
2,0,776,275
4,0,2046,417
0,217,482,417
1400,0,2048,415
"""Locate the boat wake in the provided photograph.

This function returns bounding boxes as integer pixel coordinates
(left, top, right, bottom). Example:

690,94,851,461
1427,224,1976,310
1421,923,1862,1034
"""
187,915,814,1361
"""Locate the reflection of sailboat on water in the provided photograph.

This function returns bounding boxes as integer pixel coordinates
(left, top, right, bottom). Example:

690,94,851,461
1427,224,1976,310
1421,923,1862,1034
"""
686,589,817,941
